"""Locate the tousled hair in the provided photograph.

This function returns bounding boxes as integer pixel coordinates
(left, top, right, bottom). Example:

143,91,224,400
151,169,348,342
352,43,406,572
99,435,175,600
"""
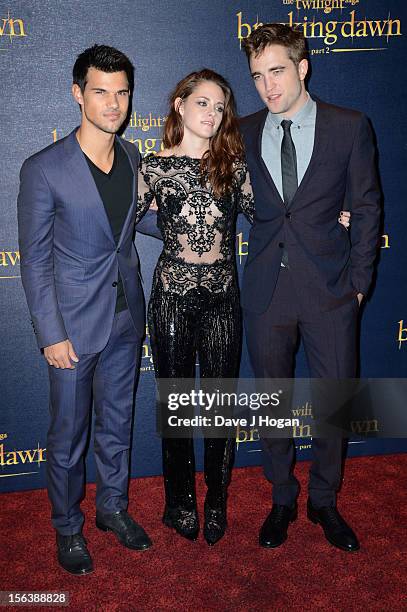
163,69,244,198
242,23,308,66
73,44,134,93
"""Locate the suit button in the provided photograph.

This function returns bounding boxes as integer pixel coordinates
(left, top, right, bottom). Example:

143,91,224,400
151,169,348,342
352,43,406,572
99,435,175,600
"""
278,242,284,248
112,281,118,287
116,248,121,253
285,212,291,219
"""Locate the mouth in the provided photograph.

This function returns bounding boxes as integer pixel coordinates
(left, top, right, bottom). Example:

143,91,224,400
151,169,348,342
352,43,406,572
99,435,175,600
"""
267,94,282,103
201,121,215,127
105,112,121,120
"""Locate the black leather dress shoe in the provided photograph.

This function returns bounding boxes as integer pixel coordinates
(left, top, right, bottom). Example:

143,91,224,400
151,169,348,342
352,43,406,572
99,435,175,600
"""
56,533,93,575
203,500,227,546
162,505,199,541
96,510,152,550
259,503,297,548
307,499,360,552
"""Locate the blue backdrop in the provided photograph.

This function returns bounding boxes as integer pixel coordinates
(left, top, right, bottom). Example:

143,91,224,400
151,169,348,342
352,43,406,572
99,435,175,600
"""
1,0,406,493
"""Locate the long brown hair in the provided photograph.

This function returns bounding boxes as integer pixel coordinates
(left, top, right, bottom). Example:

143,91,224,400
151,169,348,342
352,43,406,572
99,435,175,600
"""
163,69,244,198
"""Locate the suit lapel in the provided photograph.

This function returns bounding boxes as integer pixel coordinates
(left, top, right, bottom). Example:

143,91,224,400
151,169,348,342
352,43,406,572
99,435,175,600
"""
291,99,330,205
252,110,285,208
248,99,331,210
115,136,137,248
64,130,115,245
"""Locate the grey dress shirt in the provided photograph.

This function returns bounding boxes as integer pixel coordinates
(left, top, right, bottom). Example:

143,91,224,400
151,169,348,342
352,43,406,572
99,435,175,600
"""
261,93,317,200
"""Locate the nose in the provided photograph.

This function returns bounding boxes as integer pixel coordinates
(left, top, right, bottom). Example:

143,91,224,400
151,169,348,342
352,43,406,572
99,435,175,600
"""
264,74,277,93
107,93,119,108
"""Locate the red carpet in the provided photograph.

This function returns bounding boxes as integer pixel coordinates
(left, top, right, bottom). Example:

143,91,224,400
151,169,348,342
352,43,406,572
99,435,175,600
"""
1,454,406,611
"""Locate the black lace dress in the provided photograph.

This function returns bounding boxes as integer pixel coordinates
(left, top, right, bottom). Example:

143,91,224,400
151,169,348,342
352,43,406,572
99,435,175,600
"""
137,154,253,511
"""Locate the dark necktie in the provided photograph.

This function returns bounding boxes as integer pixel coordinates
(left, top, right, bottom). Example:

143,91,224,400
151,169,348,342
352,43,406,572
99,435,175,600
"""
281,119,298,207
280,120,298,268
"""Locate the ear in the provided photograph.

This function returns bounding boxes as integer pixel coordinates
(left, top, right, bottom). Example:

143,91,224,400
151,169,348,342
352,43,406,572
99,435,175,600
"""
72,83,84,108
174,96,184,117
298,59,308,82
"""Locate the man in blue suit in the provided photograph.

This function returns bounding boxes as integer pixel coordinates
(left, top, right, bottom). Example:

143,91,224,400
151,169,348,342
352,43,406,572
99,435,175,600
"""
240,25,380,552
17,45,156,574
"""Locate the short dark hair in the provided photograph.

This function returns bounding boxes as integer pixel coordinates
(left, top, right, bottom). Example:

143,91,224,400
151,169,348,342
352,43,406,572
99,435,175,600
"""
242,23,308,65
72,44,134,92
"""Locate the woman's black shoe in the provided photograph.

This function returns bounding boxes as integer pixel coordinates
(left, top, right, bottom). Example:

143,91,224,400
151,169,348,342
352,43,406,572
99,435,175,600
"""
203,500,227,546
162,505,199,541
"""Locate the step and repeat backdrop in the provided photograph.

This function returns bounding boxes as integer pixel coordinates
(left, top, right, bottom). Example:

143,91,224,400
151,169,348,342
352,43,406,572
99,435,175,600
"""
1,0,406,492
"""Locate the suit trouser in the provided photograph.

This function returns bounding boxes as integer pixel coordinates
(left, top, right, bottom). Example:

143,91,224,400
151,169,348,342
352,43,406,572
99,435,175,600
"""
46,309,142,535
244,267,358,508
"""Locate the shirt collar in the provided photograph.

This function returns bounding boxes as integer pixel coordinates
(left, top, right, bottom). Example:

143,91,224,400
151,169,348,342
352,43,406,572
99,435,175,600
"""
265,93,315,130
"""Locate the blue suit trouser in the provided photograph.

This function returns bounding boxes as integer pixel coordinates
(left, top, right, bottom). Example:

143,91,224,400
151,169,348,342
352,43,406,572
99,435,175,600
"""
46,309,142,535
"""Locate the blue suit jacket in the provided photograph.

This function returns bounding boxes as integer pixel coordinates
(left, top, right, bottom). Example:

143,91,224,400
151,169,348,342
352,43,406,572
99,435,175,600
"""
240,98,381,314
17,129,158,353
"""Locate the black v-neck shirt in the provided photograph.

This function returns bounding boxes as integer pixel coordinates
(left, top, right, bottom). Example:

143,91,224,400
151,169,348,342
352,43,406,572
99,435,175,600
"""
85,140,133,313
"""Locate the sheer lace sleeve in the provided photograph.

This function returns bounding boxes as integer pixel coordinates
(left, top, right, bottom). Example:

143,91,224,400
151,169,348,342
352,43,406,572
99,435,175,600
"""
235,161,254,224
136,158,156,224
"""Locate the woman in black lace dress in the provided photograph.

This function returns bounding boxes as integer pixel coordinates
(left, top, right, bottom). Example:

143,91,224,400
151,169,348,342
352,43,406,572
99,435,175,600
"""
137,70,253,545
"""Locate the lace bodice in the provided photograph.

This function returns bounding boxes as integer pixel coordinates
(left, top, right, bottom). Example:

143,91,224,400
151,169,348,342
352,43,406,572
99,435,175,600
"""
137,155,254,295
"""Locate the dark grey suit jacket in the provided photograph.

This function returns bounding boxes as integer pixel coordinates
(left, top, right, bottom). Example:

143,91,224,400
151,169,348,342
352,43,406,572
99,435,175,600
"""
240,98,381,313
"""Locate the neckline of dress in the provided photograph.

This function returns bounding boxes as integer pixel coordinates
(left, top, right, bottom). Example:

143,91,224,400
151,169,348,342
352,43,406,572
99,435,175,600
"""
155,154,202,161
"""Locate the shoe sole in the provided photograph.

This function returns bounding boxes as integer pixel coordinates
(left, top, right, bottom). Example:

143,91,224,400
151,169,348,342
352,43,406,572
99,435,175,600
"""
259,538,287,549
259,509,297,548
205,539,221,547
307,512,360,552
57,559,94,576
95,521,151,551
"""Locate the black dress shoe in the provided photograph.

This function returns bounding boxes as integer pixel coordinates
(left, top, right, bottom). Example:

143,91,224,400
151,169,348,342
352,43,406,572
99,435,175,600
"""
203,500,227,546
56,533,93,575
96,510,152,550
259,503,297,548
307,499,360,552
162,505,199,541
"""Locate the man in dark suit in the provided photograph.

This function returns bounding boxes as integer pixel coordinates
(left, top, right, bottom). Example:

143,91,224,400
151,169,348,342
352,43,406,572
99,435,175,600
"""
240,24,380,551
17,45,158,574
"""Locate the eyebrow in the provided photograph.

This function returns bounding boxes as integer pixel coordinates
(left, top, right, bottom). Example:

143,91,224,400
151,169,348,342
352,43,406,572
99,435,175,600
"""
251,65,286,77
196,95,225,105
90,87,129,92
